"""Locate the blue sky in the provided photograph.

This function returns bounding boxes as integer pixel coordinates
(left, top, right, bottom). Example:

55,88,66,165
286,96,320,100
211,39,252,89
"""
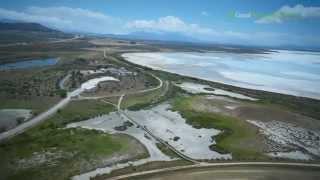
0,0,320,48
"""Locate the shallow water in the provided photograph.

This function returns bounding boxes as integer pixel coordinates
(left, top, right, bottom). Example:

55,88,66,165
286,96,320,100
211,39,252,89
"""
0,109,32,131
0,58,58,70
123,50,320,100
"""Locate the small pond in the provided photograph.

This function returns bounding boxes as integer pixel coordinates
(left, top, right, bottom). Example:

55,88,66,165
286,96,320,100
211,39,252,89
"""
0,58,58,71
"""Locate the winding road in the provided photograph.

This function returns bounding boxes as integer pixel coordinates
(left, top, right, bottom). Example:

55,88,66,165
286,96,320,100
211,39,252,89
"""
0,52,166,142
0,93,71,141
114,72,199,163
0,73,74,142
0,74,116,142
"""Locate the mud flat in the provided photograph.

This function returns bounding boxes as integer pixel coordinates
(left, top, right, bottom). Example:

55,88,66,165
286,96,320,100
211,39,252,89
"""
67,102,230,179
126,103,231,160
247,120,320,160
267,151,312,160
67,111,172,180
188,94,320,160
175,82,257,101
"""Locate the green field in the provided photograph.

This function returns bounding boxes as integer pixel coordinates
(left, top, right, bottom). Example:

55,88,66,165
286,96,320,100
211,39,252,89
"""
121,78,170,111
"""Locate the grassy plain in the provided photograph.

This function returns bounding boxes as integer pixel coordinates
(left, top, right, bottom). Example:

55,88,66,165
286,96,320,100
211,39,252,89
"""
0,100,147,180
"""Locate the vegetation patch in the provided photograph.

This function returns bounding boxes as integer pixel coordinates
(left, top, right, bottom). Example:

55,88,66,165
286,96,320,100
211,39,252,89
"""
171,95,266,160
52,99,116,126
0,96,60,116
155,143,179,158
0,100,144,180
123,80,171,111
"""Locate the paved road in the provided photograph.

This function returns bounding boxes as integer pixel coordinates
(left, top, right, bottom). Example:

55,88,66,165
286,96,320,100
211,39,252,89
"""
0,74,111,142
107,162,320,180
0,94,71,141
59,73,71,90
105,51,199,163
0,73,76,141
117,94,125,110
138,73,163,93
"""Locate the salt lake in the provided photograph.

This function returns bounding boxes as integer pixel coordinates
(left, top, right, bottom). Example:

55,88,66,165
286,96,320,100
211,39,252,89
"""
123,50,320,100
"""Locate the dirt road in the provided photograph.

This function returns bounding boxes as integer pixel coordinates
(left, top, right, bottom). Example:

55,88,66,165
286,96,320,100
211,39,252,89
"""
107,162,320,180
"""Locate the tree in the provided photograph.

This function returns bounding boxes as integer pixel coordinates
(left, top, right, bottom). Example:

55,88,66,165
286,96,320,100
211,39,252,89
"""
57,89,67,98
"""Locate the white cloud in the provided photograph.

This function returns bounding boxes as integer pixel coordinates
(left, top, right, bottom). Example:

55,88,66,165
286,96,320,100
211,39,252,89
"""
0,7,125,34
256,4,320,24
126,16,215,36
234,12,252,18
201,11,209,16
0,6,318,47
125,16,313,46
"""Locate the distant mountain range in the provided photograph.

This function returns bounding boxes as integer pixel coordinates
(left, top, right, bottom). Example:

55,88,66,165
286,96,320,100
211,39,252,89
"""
0,21,59,33
0,20,318,51
0,21,72,44
110,31,200,43
122,31,200,42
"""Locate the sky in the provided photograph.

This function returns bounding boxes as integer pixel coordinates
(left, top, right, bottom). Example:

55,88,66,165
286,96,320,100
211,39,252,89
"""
0,0,320,48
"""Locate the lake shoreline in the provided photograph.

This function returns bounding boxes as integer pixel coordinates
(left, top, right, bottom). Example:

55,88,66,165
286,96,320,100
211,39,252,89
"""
116,52,320,120
121,51,320,100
